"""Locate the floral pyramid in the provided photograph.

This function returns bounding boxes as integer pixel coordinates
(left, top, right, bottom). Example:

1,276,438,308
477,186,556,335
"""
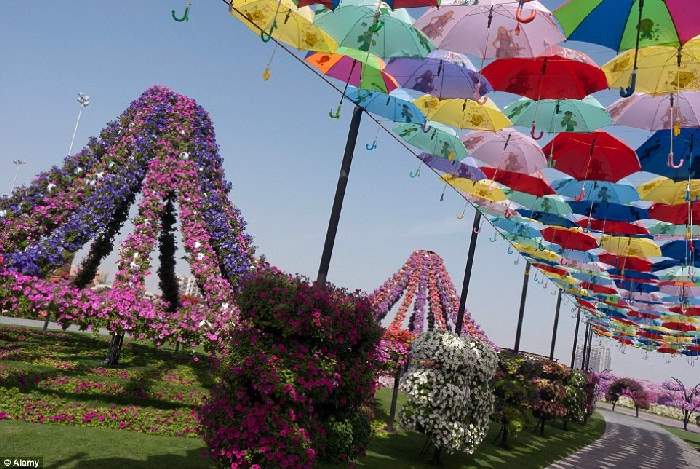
371,250,494,347
0,86,254,349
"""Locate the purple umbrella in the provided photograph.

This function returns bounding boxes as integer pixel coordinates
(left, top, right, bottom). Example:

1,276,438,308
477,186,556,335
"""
418,153,485,181
608,91,700,131
386,50,493,100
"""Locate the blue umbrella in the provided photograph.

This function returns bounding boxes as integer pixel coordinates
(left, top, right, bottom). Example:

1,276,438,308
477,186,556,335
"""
608,268,658,281
661,239,700,262
417,153,484,180
652,259,683,271
568,201,648,222
572,272,614,284
615,280,659,293
552,179,638,204
555,248,598,263
517,210,577,228
347,87,425,124
636,128,700,181
491,217,540,239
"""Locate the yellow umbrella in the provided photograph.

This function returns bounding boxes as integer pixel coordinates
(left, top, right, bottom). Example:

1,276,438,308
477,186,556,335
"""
441,176,506,203
603,38,700,94
513,243,560,263
600,235,661,258
231,0,337,52
637,177,700,204
414,95,511,131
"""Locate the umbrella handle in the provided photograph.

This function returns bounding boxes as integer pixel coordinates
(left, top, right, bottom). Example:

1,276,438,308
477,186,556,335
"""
515,2,536,24
489,231,498,242
668,151,685,169
171,5,190,22
456,208,465,219
421,121,432,133
514,256,520,265
619,70,637,98
507,245,513,254
261,29,273,42
365,140,377,151
409,167,421,178
530,121,544,140
328,104,341,119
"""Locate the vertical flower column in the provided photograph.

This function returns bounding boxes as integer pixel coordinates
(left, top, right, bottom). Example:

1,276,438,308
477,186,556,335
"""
427,255,447,331
409,252,428,333
370,265,411,323
388,261,420,334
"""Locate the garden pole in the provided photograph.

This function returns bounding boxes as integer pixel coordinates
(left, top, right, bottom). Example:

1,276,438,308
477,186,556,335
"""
317,106,363,285
387,359,402,432
584,326,594,371
580,322,590,370
570,307,581,368
549,289,562,360
455,210,482,335
513,261,531,353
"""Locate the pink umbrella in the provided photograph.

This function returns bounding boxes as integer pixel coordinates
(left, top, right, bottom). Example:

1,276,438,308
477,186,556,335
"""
462,128,547,176
415,0,564,63
608,91,700,131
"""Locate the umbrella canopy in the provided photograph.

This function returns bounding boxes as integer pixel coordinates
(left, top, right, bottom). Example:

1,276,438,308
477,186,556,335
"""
231,0,337,51
661,239,700,261
413,95,511,130
542,227,598,251
442,176,507,203
602,235,662,258
555,0,700,52
346,87,425,123
414,1,564,59
314,2,434,59
492,216,541,239
482,55,608,100
462,129,546,175
507,191,572,217
505,96,612,134
306,47,398,93
568,201,648,223
386,50,492,100
576,219,650,236
603,40,700,94
636,128,700,181
608,91,700,130
417,153,485,180
517,210,577,228
395,122,467,160
481,168,554,197
543,131,640,182
553,179,639,204
638,176,700,204
599,252,653,271
648,202,700,224
649,222,700,237
299,0,438,9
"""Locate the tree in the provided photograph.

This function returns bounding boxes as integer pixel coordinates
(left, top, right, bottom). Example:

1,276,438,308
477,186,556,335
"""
661,378,700,431
606,377,649,417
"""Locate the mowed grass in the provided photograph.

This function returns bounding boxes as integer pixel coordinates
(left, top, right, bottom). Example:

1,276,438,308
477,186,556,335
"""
0,325,606,468
662,425,700,452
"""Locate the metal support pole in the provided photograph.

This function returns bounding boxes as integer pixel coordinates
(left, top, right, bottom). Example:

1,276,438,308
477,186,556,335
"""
570,307,581,368
549,289,562,360
455,210,481,335
513,261,531,353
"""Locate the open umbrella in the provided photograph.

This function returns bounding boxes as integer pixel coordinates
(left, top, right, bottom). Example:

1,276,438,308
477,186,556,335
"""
482,55,608,100
346,87,425,123
442,176,507,203
636,128,700,181
649,202,700,224
505,96,611,134
307,47,398,94
542,227,598,251
661,239,700,262
608,91,700,130
395,122,467,161
553,180,639,204
481,168,554,197
231,0,337,51
415,1,564,60
517,209,577,228
569,201,648,223
649,222,700,238
543,131,640,182
386,50,492,100
413,95,511,130
507,191,572,217
299,0,438,9
602,235,662,258
462,128,546,175
417,153,485,181
599,252,653,272
638,176,700,204
314,1,434,59
575,219,649,237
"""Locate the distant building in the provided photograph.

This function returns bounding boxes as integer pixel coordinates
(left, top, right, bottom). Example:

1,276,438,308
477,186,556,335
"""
574,344,612,373
177,275,202,298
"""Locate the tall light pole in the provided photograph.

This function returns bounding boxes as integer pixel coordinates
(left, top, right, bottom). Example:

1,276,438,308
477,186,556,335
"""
10,159,27,192
68,93,90,156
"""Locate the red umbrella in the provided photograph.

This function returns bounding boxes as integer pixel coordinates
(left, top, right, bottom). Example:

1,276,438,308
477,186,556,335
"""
669,306,700,316
542,132,640,182
576,219,649,236
627,310,659,319
598,253,652,272
481,167,554,196
662,321,696,332
297,0,437,8
580,281,617,295
657,346,678,354
577,299,596,310
532,262,568,277
649,202,700,224
638,329,663,339
481,55,607,100
542,227,597,251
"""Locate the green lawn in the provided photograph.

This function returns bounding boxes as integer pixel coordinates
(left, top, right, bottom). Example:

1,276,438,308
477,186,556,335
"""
0,326,606,468
662,425,700,452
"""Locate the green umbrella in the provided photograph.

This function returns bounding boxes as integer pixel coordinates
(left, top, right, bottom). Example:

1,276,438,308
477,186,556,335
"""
505,190,573,217
394,121,467,162
314,1,434,59
505,96,612,134
649,222,700,237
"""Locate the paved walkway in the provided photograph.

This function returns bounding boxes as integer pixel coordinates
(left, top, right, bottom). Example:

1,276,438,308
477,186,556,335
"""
549,409,700,469
597,401,700,435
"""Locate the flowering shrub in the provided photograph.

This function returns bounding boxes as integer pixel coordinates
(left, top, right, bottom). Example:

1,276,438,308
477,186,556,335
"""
531,360,569,435
198,268,382,469
491,351,537,447
563,370,588,426
399,331,497,458
660,378,700,431
607,377,649,417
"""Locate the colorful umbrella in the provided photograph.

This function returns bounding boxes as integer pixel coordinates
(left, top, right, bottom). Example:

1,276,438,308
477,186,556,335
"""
552,180,639,204
413,95,511,130
306,47,398,93
314,2,434,59
462,129,546,175
482,55,608,100
298,0,438,9
346,87,425,123
542,227,598,251
506,191,572,217
649,222,700,238
481,168,554,197
602,235,662,258
575,219,650,237
492,216,541,240
568,201,648,223
395,122,467,160
543,131,640,182
637,176,700,204
417,153,485,180
442,175,507,203
414,1,564,60
599,252,653,272
608,91,700,131
517,210,577,228
661,239,700,262
636,128,700,181
649,202,700,224
504,96,612,135
386,50,492,100
231,0,337,51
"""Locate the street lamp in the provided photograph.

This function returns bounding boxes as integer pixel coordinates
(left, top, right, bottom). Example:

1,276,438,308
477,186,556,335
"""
10,159,27,192
68,93,91,156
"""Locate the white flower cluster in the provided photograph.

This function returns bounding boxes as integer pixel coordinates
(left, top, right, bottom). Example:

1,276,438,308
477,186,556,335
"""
399,331,497,454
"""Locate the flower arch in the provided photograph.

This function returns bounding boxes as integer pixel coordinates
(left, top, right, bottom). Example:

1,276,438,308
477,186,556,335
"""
0,86,254,356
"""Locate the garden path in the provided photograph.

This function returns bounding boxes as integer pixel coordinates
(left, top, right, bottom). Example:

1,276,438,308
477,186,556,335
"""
549,409,700,469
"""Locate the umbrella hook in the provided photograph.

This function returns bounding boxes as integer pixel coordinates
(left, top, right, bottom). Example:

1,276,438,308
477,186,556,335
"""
554,101,561,114
530,121,544,140
329,104,342,119
668,151,685,169
489,231,498,243
409,165,421,178
503,133,512,151
439,183,447,201
487,6,494,28
172,0,191,22
456,205,466,219
515,1,536,24
422,121,432,133
507,245,513,255
514,256,520,265
619,70,637,98
365,139,378,151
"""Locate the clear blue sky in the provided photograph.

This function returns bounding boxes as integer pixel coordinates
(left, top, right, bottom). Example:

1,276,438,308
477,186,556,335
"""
1,0,697,383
